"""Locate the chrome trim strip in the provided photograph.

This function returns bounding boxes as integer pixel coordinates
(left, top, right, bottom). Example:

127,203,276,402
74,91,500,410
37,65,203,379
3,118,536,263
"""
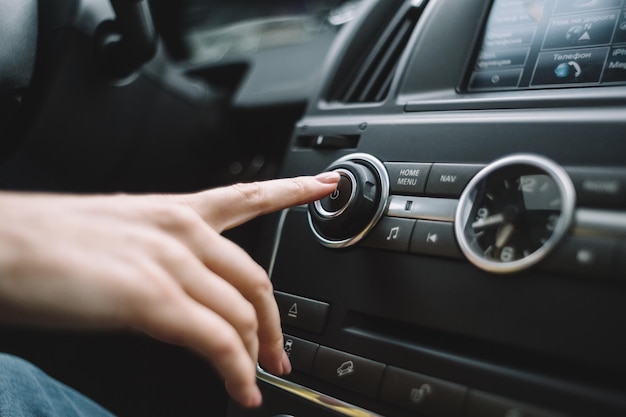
257,366,385,417
387,195,458,222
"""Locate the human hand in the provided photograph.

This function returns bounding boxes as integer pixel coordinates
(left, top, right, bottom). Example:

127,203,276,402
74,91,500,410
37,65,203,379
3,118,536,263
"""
0,172,340,407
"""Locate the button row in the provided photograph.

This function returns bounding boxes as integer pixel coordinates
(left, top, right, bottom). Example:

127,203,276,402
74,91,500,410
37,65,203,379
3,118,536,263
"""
364,195,461,257
365,195,626,280
282,335,467,415
362,220,626,284
385,162,626,209
281,334,565,417
364,214,626,280
362,216,463,259
385,162,483,198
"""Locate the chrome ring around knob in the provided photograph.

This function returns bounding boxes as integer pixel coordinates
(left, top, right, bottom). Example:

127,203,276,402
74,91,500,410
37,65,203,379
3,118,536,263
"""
308,153,390,248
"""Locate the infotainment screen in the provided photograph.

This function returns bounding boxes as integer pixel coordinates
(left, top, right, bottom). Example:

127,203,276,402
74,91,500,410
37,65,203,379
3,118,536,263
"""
468,0,626,91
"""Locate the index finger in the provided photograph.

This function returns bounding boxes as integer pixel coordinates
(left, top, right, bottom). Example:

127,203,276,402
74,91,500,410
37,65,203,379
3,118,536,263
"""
185,173,340,231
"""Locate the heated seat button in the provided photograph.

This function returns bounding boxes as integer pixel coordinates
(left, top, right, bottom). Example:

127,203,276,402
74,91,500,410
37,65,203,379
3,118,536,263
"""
380,367,467,417
312,347,385,398
465,390,566,417
274,291,330,334
282,334,318,373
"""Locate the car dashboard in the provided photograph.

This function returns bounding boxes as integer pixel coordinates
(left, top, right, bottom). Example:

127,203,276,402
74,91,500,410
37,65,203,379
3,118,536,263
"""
1,0,626,416
229,0,626,416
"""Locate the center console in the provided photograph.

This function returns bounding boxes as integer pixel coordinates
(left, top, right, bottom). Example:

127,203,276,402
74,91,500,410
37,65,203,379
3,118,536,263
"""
228,0,626,416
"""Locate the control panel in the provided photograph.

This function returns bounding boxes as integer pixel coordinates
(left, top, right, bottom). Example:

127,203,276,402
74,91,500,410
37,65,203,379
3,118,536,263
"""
308,152,626,277
248,151,626,417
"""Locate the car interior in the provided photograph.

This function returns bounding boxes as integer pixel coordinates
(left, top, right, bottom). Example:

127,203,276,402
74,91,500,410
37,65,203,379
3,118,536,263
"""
1,0,626,416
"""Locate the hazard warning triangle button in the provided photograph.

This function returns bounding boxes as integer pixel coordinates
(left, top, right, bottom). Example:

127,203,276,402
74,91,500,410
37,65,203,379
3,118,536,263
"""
274,290,330,334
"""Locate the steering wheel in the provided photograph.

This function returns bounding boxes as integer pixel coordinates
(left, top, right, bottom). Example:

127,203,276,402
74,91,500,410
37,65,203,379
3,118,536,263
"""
0,0,38,96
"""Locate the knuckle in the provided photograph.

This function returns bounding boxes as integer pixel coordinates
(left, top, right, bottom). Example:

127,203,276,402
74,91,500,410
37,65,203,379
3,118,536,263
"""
158,241,191,267
237,301,259,335
248,267,273,300
133,271,181,307
286,177,307,196
232,182,264,200
231,182,270,213
154,203,201,232
212,328,243,359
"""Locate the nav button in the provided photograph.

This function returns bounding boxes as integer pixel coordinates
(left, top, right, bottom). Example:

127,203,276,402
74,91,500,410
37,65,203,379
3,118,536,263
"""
425,163,483,198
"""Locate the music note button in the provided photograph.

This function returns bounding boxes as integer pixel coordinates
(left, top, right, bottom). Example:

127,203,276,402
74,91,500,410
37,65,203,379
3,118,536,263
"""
386,226,400,241
363,217,416,252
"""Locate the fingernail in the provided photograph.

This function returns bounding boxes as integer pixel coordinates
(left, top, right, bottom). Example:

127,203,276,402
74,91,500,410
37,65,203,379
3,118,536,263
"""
315,171,340,184
282,350,292,375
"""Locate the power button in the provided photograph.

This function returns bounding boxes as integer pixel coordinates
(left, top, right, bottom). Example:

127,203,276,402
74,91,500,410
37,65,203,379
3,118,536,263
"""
315,169,355,217
308,153,390,248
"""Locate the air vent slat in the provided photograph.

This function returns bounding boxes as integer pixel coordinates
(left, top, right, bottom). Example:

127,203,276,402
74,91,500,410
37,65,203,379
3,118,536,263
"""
340,16,404,103
326,1,427,104
357,19,415,102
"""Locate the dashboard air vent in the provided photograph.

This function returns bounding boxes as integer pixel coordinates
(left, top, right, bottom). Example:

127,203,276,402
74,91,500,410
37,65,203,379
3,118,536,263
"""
327,0,427,104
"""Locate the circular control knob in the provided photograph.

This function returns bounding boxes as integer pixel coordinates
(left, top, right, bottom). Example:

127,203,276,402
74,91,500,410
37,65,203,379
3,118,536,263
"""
308,153,389,248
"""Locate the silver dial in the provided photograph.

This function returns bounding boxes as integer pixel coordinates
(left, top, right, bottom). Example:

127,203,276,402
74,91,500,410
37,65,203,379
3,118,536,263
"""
308,153,390,248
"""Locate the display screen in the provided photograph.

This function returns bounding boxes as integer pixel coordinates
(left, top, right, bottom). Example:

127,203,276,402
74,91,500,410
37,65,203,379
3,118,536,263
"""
468,0,626,91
